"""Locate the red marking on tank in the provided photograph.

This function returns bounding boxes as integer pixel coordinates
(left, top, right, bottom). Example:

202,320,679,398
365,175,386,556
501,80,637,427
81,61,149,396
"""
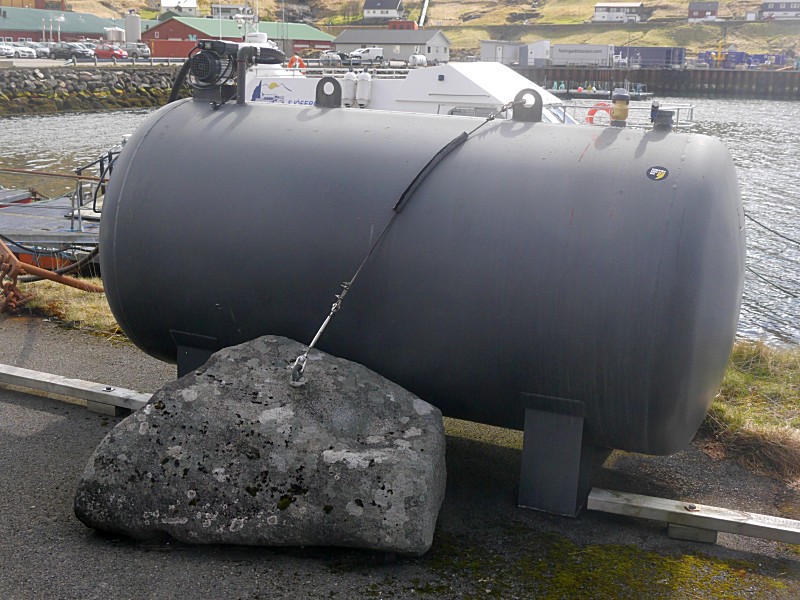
570,208,574,225
578,142,591,162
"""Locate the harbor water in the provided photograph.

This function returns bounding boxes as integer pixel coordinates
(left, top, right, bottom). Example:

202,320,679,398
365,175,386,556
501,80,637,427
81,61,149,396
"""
1,99,799,344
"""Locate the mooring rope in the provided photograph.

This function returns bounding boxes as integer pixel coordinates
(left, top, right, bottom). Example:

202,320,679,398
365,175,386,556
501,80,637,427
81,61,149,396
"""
289,101,522,386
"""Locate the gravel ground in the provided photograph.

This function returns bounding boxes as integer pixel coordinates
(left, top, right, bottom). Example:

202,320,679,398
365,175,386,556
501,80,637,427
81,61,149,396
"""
0,315,798,599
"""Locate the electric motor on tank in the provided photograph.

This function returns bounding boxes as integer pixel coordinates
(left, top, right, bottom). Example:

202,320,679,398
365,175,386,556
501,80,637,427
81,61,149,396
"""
356,71,372,108
342,70,357,107
650,100,675,131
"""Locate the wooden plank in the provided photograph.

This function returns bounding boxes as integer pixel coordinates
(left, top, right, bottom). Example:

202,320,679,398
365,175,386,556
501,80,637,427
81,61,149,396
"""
0,363,150,411
667,524,718,544
588,488,800,545
86,400,131,416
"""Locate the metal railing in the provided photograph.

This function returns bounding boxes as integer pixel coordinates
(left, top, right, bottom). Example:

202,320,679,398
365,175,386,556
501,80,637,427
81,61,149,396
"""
556,100,695,130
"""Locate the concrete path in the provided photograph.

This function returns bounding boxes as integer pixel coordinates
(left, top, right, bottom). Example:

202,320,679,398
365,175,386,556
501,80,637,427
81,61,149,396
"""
1,315,798,599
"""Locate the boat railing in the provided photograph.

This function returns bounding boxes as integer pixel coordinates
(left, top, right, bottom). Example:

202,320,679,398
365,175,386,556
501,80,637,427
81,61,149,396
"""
261,65,415,80
556,100,695,131
69,138,127,230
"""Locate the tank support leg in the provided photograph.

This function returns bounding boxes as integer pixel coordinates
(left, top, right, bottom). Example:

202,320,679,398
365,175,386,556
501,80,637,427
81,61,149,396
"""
171,330,219,377
518,393,608,516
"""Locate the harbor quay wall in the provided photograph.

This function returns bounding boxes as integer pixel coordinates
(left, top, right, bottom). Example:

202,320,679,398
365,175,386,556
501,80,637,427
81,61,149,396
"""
2,64,798,116
0,66,184,116
514,66,800,100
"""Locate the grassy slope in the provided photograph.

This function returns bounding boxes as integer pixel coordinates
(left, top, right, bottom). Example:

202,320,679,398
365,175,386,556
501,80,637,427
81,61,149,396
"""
443,21,799,54
67,1,796,55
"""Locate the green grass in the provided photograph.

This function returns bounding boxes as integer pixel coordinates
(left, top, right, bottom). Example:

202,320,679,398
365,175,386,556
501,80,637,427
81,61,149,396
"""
702,341,800,483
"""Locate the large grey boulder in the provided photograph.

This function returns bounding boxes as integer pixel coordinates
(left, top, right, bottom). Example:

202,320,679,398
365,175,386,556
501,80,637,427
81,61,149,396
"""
74,336,446,555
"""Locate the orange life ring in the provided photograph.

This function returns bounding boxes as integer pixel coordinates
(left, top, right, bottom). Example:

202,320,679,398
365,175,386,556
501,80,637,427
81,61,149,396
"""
287,55,306,72
586,102,611,125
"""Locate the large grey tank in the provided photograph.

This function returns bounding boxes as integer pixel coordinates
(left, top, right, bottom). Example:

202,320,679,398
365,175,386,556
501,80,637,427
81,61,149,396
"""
100,98,745,457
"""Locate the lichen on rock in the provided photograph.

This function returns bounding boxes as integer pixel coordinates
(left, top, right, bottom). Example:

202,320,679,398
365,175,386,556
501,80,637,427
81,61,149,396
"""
74,335,446,555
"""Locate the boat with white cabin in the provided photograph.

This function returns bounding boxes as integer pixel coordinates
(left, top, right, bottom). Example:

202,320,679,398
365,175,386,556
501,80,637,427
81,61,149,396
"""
245,60,577,124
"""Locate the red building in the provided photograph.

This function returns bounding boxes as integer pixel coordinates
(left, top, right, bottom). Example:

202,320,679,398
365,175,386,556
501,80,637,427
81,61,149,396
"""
387,19,418,30
141,16,334,58
0,1,66,10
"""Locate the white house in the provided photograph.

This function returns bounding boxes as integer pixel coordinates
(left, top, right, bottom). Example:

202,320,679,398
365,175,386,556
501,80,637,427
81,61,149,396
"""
592,2,645,23
759,1,800,19
363,0,404,20
160,0,199,17
210,4,249,20
334,28,449,64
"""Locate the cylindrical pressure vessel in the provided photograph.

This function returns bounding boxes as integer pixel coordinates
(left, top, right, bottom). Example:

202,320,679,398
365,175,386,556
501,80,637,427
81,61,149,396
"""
100,99,745,455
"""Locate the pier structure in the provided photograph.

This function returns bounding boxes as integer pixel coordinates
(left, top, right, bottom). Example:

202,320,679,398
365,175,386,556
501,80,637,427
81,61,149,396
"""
515,66,800,100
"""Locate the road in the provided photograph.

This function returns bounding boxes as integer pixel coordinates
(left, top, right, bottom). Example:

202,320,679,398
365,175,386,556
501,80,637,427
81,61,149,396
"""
1,57,184,69
0,315,798,599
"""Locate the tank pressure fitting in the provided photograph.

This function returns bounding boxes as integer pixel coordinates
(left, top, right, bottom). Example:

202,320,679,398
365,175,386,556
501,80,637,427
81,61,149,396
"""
610,88,630,127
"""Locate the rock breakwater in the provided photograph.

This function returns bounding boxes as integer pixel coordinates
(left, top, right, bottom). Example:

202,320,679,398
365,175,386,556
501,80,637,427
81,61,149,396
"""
0,67,184,115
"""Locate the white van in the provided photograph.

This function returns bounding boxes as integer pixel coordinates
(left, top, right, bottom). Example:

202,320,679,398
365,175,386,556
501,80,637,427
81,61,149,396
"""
349,47,384,63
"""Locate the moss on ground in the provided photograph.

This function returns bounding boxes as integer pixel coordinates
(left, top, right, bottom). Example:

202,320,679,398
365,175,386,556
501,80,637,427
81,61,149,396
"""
420,529,789,599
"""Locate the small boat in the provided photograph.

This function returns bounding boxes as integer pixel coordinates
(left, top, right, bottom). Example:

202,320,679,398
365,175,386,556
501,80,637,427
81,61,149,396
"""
0,186,36,208
0,143,122,310
624,81,653,101
246,60,690,128
0,195,100,270
546,80,653,102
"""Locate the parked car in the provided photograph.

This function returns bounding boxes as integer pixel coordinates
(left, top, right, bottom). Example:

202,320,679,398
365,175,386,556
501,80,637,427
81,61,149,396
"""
120,42,151,59
50,42,94,60
94,43,128,60
0,43,13,58
318,49,348,66
349,47,384,64
23,41,50,57
7,42,36,59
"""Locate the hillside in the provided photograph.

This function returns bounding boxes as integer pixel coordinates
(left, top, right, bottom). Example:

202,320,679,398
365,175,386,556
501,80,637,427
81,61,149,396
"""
66,0,766,25
66,0,795,55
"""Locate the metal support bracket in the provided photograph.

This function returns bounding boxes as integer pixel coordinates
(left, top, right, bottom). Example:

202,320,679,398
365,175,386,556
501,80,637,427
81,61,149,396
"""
518,393,607,516
170,330,219,377
512,89,543,122
315,77,342,108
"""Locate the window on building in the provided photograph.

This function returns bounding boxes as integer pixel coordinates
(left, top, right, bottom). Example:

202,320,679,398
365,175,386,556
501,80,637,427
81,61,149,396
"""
188,34,197,41
155,32,160,39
